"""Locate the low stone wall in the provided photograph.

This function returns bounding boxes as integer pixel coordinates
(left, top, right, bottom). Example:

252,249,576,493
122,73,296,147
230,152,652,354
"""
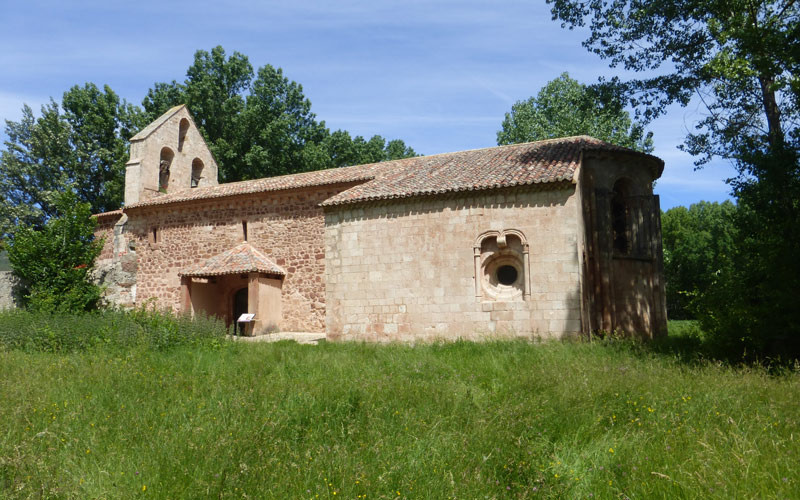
0,271,20,310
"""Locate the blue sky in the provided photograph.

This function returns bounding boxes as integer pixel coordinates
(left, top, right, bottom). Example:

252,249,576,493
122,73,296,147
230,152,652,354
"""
0,0,736,209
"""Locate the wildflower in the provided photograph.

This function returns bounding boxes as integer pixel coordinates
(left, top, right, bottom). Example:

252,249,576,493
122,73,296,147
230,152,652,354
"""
609,447,615,453
142,485,147,492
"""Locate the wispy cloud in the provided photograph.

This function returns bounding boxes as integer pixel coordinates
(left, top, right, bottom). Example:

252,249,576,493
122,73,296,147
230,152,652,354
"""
0,0,734,208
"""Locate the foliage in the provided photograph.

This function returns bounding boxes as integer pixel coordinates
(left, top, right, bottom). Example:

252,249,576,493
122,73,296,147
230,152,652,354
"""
6,190,102,312
696,152,800,360
661,201,737,319
143,46,417,182
548,0,800,359
0,308,227,353
0,85,145,237
0,333,797,498
497,72,653,152
0,47,415,238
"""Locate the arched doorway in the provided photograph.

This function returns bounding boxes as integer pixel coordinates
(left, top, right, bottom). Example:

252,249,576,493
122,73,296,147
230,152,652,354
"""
233,287,248,334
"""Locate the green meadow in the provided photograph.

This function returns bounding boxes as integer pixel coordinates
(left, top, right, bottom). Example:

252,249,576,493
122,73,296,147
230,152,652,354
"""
0,312,797,499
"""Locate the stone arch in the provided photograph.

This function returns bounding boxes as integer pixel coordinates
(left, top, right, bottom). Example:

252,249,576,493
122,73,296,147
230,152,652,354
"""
178,118,190,152
159,147,174,192
473,229,530,301
191,158,204,188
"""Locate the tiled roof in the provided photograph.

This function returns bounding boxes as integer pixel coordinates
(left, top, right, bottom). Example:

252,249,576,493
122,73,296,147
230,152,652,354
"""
322,136,660,206
92,209,123,219
130,105,185,141
121,136,662,211
124,162,387,209
179,242,286,277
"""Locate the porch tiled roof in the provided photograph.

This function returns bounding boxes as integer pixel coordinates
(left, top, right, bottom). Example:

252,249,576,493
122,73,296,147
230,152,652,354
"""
179,242,286,278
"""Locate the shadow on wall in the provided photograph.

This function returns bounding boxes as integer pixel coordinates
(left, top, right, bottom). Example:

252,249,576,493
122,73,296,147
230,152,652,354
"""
611,258,658,336
328,185,573,224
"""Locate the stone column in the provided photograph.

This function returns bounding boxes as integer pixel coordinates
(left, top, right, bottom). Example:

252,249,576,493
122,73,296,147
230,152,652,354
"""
522,244,531,300
473,247,482,300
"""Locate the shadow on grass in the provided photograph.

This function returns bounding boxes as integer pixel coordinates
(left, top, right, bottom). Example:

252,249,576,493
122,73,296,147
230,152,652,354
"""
592,320,799,372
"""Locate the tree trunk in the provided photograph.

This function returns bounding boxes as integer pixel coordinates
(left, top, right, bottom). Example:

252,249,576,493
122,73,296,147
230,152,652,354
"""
758,76,785,150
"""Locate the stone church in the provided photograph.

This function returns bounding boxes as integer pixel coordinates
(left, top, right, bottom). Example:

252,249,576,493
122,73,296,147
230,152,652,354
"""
93,105,668,341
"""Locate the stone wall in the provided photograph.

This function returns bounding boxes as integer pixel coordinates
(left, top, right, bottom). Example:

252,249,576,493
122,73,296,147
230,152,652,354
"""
577,153,668,338
93,214,138,308
324,186,584,342
0,271,20,310
125,106,218,205
119,185,354,332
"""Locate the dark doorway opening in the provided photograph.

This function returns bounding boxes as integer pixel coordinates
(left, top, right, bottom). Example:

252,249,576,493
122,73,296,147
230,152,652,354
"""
233,287,248,335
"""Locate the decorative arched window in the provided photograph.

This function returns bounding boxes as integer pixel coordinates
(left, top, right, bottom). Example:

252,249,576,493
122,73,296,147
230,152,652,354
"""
611,178,633,255
191,158,204,188
159,147,174,192
474,230,530,302
178,118,190,152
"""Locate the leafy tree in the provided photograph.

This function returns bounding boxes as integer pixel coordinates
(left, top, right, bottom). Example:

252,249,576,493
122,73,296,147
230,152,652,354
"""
0,84,144,237
144,46,417,182
320,130,417,168
661,201,737,319
7,189,102,313
549,0,800,358
497,73,653,152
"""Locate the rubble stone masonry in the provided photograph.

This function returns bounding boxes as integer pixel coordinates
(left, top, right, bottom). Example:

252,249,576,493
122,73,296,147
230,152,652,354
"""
96,184,358,332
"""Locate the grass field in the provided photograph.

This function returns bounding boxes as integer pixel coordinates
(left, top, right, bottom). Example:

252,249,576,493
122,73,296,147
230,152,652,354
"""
1,314,798,499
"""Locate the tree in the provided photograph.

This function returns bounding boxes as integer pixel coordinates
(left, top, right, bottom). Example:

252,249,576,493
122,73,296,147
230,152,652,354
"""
497,73,653,152
7,189,102,312
144,46,417,182
0,84,144,237
320,130,417,169
661,201,737,319
549,0,800,358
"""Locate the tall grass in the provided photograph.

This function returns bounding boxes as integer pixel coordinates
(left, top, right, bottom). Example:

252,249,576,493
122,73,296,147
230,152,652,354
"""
0,308,227,352
0,323,797,498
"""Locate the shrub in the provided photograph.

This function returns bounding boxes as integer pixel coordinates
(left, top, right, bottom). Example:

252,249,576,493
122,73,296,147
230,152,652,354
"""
6,189,102,312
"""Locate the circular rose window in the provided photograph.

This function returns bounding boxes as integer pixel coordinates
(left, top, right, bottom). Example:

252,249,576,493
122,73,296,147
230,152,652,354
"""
482,255,523,300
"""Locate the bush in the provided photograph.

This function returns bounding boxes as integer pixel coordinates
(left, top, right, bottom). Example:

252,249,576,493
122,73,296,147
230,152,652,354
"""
0,308,229,353
7,189,103,312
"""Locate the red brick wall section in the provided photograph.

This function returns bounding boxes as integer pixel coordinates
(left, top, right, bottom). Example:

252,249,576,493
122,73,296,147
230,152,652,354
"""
124,186,347,333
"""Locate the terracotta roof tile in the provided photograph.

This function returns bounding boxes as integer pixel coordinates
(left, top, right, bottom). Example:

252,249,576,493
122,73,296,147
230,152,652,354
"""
121,136,661,211
179,242,286,277
92,209,123,219
124,162,386,209
322,136,659,206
